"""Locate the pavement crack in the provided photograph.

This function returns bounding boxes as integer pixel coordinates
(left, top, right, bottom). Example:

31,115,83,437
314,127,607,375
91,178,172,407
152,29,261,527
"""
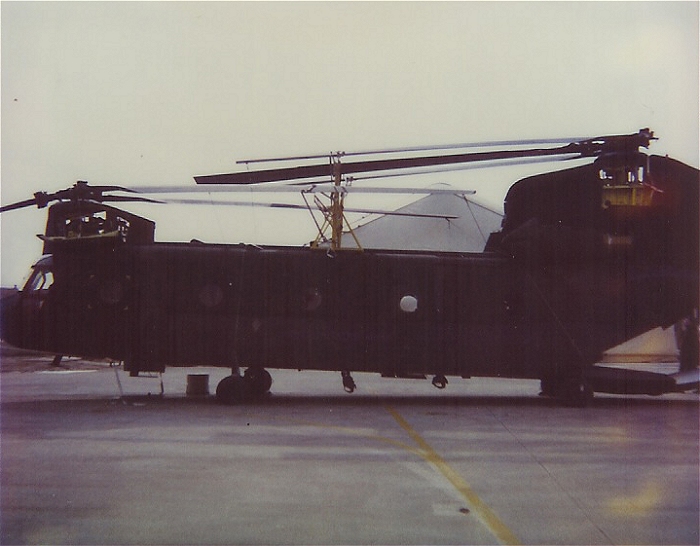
486,407,615,544
386,405,522,546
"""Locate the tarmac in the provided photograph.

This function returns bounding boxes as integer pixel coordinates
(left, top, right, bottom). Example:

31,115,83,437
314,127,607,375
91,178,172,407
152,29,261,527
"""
1,352,698,545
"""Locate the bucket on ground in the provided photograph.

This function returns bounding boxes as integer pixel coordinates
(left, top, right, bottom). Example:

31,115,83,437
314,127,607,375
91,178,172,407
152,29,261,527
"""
186,374,209,396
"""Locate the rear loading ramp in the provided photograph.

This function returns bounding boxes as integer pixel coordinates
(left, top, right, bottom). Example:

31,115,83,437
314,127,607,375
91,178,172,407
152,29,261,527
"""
585,365,699,396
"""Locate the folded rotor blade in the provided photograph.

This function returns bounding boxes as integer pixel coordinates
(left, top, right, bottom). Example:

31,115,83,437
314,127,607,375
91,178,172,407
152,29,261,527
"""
338,207,458,220
131,184,474,196
195,146,576,185
334,187,475,196
196,163,333,185
162,198,458,220
196,129,654,186
236,136,593,164
345,154,581,183
102,195,163,204
0,183,158,214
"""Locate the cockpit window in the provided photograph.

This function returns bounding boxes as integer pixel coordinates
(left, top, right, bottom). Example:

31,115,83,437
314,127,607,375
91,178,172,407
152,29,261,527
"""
63,210,130,241
24,268,55,292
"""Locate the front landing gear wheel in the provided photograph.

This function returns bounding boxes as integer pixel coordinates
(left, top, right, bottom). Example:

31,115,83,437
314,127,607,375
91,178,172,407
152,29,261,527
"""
216,375,248,405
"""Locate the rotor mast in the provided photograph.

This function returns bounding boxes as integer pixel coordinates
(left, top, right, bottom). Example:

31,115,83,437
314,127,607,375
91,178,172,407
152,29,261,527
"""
329,157,344,251
305,153,363,251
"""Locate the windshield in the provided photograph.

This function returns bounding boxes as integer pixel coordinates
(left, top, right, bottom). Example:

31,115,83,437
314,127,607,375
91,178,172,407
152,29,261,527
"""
22,257,55,292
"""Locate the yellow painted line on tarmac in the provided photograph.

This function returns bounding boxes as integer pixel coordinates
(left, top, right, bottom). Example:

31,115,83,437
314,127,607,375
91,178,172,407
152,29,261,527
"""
386,406,522,546
280,410,520,545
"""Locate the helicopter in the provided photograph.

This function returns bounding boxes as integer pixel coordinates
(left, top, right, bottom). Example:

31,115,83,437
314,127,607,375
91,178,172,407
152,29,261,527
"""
0,128,698,406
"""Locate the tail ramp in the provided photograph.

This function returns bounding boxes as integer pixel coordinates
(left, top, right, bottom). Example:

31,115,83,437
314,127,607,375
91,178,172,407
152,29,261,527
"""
585,366,699,396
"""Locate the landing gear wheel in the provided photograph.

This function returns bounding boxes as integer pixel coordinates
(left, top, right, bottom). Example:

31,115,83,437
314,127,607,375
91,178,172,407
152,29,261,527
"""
216,375,248,405
539,378,556,397
556,379,594,407
244,368,273,398
341,371,356,393
677,313,699,373
432,375,448,389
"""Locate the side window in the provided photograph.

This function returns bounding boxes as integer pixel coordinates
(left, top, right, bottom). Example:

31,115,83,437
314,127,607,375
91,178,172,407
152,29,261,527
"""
24,269,55,292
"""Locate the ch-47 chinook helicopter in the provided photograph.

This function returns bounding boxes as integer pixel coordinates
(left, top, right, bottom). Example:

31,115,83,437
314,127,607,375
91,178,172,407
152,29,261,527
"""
1,128,698,406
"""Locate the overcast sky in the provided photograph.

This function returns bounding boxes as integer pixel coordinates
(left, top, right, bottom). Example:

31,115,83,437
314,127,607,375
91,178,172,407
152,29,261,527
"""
1,1,698,286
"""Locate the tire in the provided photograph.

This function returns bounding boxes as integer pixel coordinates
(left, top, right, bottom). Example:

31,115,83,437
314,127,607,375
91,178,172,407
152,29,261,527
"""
244,368,273,397
556,379,594,407
215,375,247,405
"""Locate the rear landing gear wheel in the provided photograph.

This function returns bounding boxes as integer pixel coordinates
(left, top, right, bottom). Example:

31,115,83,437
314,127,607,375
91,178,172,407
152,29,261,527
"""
341,371,356,393
432,375,448,389
539,377,555,397
555,379,594,407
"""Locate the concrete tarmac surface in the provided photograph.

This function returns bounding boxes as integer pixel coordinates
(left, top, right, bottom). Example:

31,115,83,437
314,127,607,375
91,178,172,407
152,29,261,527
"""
1,354,698,545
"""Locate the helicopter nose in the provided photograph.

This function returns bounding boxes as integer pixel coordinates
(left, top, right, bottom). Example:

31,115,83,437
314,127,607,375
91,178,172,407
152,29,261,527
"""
0,290,21,346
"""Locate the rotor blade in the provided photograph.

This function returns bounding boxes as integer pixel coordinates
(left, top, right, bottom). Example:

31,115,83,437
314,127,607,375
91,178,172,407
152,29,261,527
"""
340,137,594,157
101,195,163,204
197,162,333,185
281,201,460,220
197,146,578,185
0,197,42,213
161,198,458,219
49,183,137,201
0,183,155,213
196,129,654,186
337,207,459,220
236,136,593,164
333,187,475,196
130,184,475,196
344,154,582,182
129,184,306,194
82,184,137,194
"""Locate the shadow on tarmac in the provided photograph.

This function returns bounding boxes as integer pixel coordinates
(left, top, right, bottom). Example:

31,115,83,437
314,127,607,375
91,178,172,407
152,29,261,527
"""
2,390,697,412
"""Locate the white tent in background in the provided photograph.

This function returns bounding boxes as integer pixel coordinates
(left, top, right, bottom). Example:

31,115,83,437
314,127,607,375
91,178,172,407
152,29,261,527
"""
351,187,680,364
351,187,502,253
